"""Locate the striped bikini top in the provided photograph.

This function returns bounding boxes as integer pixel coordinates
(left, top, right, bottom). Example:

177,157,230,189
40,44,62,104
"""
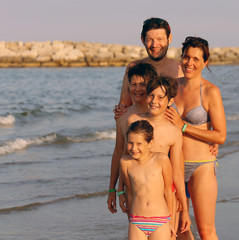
171,83,210,126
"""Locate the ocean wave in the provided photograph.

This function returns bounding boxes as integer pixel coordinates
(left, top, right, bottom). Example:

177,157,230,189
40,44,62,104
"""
17,105,93,118
0,114,15,126
67,105,93,113
0,133,57,155
0,190,108,214
67,129,116,143
227,114,239,121
17,108,67,120
217,197,239,203
19,107,44,117
0,129,116,155
1,190,235,215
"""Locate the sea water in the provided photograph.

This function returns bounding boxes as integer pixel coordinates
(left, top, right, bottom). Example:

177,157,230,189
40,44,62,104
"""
0,66,238,240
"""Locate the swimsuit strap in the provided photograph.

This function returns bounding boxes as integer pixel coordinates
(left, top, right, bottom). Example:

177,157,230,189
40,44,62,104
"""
200,81,203,105
184,159,217,163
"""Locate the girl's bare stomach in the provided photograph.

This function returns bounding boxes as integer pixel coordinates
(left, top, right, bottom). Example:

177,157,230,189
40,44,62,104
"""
131,197,170,217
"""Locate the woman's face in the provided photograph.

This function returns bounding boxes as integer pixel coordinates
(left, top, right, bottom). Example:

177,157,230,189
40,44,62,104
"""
181,47,208,79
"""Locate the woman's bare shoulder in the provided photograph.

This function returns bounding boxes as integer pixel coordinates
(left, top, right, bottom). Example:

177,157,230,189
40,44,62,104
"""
202,78,221,96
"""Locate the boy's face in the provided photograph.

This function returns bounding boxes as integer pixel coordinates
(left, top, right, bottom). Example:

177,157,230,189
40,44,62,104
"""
147,86,170,116
127,132,151,160
129,75,147,104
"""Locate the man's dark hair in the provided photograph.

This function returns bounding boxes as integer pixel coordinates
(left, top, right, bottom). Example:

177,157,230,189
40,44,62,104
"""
141,18,171,41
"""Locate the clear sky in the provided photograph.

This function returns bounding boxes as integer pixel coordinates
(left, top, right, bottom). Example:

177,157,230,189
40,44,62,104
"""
1,0,238,47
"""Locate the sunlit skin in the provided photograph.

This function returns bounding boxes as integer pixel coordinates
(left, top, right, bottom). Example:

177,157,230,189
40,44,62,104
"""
142,29,171,61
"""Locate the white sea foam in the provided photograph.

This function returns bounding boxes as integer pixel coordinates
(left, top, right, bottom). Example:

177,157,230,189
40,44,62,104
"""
68,129,116,143
227,114,239,121
0,133,57,155
0,115,15,125
0,130,115,155
95,130,116,140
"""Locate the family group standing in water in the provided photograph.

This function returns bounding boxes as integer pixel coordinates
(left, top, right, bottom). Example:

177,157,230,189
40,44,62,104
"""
107,17,226,240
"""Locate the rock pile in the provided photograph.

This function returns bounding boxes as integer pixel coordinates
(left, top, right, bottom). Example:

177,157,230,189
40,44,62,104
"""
0,41,238,67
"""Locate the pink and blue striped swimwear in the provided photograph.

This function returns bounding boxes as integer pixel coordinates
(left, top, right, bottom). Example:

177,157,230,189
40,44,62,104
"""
129,214,171,237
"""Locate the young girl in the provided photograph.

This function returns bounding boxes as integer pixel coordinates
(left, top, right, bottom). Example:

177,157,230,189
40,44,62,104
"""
119,120,175,240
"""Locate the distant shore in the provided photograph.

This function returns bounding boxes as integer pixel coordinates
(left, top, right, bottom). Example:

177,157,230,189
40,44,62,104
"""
0,41,239,67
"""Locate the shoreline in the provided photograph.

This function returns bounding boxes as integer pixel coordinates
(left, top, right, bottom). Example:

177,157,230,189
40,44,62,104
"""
0,41,239,67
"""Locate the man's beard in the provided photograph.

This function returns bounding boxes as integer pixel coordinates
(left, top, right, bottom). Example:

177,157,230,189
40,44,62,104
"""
147,44,169,61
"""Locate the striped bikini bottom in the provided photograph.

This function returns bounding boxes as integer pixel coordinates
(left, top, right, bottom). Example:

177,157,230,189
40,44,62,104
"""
185,159,218,183
129,215,171,237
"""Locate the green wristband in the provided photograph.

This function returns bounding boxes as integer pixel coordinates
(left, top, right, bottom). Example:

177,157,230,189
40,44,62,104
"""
117,191,125,196
182,123,187,133
108,189,116,193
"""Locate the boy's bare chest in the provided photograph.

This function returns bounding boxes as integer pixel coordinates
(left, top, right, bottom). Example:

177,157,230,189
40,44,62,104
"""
151,126,172,154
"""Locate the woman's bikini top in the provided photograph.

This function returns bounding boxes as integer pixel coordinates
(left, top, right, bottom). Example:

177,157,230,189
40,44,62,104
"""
171,83,210,126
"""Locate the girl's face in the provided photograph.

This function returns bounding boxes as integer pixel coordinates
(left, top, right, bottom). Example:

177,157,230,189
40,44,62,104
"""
127,132,152,160
181,47,208,79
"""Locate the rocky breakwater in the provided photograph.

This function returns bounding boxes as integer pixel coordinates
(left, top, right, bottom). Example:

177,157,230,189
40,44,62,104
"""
0,41,238,67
